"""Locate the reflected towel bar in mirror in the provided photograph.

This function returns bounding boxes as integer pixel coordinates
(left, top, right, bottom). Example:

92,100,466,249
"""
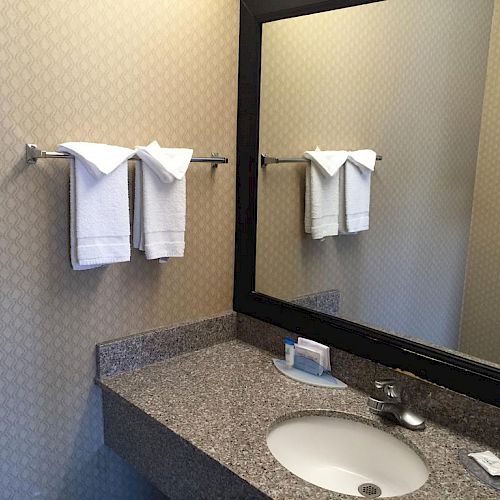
25,144,229,168
261,153,383,167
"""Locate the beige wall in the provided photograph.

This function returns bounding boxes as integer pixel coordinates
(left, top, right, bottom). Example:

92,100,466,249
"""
460,1,500,364
257,0,493,349
0,1,238,497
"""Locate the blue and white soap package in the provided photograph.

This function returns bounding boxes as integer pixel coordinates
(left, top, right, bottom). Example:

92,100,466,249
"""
297,337,331,372
294,345,324,376
468,451,500,476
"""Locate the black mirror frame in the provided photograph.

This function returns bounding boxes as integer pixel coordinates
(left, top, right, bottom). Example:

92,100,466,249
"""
234,0,500,407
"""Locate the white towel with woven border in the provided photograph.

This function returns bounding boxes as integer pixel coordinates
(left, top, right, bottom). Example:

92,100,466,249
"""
304,148,348,239
59,142,135,270
345,150,377,233
133,142,192,261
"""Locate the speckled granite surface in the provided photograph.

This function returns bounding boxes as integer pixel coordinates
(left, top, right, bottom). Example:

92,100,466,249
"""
237,314,500,447
236,314,378,393
99,341,500,500
290,290,342,316
96,312,236,378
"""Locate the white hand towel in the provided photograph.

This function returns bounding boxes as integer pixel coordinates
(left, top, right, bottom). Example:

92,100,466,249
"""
304,148,348,239
344,150,376,233
59,142,135,270
135,141,193,183
58,142,136,177
133,143,192,261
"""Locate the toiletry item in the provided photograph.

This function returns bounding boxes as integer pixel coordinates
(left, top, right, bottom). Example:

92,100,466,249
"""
459,449,500,492
284,338,295,368
468,451,500,476
294,345,324,376
297,337,331,372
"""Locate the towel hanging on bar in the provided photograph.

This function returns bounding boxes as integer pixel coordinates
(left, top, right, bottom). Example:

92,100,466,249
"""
25,144,229,167
261,152,382,167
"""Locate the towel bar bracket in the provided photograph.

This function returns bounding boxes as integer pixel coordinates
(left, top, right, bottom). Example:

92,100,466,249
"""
25,144,229,167
211,153,219,169
26,144,43,165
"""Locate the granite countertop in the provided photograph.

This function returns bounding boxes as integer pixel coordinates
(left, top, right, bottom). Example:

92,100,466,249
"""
98,340,500,499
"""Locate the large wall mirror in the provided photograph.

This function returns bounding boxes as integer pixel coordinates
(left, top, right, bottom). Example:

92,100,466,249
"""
256,0,500,365
235,0,500,405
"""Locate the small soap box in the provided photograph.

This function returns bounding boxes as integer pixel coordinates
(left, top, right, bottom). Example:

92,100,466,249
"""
283,336,331,376
294,345,323,376
277,336,346,389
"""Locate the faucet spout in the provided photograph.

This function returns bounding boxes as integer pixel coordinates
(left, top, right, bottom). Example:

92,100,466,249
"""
368,380,426,431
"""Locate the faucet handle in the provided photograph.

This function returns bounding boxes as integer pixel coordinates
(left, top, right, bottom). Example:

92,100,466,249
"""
374,379,401,401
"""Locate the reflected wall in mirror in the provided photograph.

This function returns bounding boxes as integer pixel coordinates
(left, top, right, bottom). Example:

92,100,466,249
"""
256,0,500,366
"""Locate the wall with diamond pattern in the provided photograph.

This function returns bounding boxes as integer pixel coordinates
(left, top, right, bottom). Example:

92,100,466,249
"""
257,0,494,350
460,2,500,365
0,1,238,498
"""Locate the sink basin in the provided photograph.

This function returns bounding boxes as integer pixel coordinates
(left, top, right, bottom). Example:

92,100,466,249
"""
267,414,429,498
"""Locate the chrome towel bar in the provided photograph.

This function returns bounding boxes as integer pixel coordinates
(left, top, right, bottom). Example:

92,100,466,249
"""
261,153,383,167
26,144,229,168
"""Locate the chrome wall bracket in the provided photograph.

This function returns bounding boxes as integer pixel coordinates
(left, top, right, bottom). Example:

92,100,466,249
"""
26,144,43,165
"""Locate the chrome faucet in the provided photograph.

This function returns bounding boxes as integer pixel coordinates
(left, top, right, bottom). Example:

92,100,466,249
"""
367,379,426,431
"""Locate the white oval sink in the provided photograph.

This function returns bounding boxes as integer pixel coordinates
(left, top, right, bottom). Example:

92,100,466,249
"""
267,414,429,498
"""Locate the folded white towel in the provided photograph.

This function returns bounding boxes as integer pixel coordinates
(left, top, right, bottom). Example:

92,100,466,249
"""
59,142,135,270
135,141,193,183
58,142,136,177
133,143,192,261
344,150,376,233
304,148,348,239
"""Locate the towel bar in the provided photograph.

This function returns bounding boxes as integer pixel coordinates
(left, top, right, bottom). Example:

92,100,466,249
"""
25,144,229,168
261,153,383,167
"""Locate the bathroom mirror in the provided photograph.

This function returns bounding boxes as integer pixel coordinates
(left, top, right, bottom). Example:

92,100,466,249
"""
256,0,500,365
235,0,500,406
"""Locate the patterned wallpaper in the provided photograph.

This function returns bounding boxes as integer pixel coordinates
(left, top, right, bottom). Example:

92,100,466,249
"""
460,1,500,365
257,0,494,349
0,1,238,498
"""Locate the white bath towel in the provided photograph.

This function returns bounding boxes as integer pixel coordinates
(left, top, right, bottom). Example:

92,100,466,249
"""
59,142,135,270
344,150,377,233
304,148,348,239
133,143,192,261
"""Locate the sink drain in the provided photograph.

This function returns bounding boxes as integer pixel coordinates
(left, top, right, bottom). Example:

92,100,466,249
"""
358,483,382,498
